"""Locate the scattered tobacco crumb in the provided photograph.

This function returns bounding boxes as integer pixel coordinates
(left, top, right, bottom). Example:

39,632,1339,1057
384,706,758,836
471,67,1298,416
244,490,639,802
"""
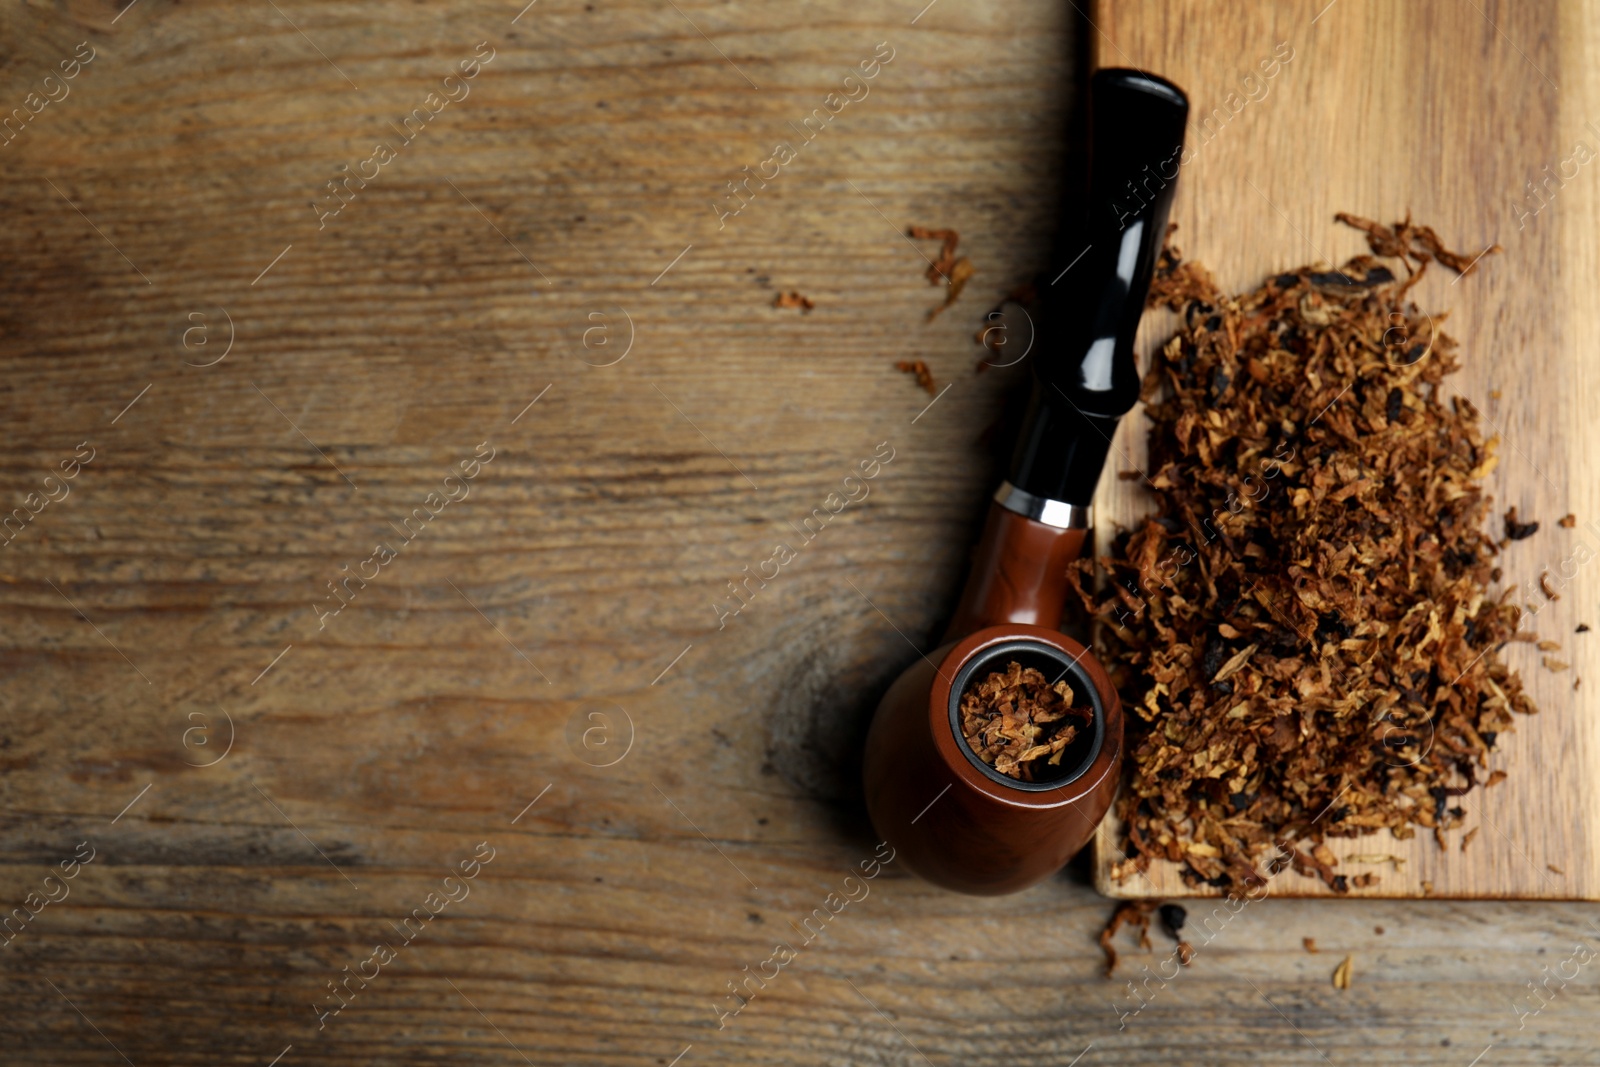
1461,827,1479,852
932,257,976,319
1335,212,1501,276
1548,864,1565,875
773,291,815,312
959,660,1091,781
1303,937,1319,953
1544,657,1570,672
1332,955,1353,990
1486,770,1507,787
1098,901,1155,977
1099,900,1193,975
909,225,959,281
1538,640,1562,652
1504,506,1540,541
1559,514,1576,528
1072,218,1536,896
1374,925,1385,935
1352,872,1379,888
1540,573,1561,601
908,225,976,319
1422,880,1435,895
1578,623,1591,633
894,359,937,396
1158,903,1194,965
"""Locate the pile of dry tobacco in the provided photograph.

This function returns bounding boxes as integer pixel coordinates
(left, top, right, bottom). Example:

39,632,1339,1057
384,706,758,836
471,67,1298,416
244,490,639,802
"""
1069,216,1535,893
959,660,1092,781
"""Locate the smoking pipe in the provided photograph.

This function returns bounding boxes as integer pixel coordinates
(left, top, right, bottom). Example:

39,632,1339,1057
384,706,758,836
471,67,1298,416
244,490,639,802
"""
862,69,1188,895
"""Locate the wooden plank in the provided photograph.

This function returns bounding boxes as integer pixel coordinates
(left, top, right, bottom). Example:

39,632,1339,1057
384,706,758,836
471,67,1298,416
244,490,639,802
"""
1089,0,1600,899
1,1,1598,1063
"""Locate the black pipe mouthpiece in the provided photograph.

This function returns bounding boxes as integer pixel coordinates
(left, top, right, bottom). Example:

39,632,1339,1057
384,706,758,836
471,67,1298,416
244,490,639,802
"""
1008,68,1189,507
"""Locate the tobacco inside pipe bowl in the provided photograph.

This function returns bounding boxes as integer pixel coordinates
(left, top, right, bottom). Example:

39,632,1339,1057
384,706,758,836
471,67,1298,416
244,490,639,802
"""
947,639,1106,792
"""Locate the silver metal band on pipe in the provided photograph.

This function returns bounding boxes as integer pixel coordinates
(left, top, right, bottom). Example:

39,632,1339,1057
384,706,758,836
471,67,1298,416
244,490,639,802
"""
993,481,1091,530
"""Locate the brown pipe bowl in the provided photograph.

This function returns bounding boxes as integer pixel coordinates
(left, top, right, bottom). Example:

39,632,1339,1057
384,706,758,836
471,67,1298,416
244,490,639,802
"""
862,624,1123,895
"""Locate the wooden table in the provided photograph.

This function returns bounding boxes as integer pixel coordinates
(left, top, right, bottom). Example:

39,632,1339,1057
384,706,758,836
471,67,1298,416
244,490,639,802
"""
0,0,1595,1063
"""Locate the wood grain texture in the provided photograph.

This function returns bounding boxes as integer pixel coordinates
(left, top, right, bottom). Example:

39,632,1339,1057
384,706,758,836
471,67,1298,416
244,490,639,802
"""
0,0,1597,1063
1089,0,1600,902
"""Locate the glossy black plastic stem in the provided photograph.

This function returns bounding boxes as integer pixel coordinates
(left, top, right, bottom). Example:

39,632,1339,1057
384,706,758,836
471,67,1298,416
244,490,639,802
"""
1008,69,1189,506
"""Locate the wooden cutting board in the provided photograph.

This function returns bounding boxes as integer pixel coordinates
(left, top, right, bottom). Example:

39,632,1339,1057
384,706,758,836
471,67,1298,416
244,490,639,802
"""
1089,0,1600,899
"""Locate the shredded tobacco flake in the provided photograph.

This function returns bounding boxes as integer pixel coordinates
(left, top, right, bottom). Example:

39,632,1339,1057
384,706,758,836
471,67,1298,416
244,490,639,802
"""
1558,513,1577,528
1155,903,1194,965
908,225,960,281
1098,901,1155,977
773,291,815,312
1099,900,1193,975
1332,955,1353,990
929,257,976,320
1333,213,1500,277
1071,219,1537,895
908,224,976,319
959,661,1091,781
1303,937,1319,953
895,359,937,396
1504,506,1540,541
